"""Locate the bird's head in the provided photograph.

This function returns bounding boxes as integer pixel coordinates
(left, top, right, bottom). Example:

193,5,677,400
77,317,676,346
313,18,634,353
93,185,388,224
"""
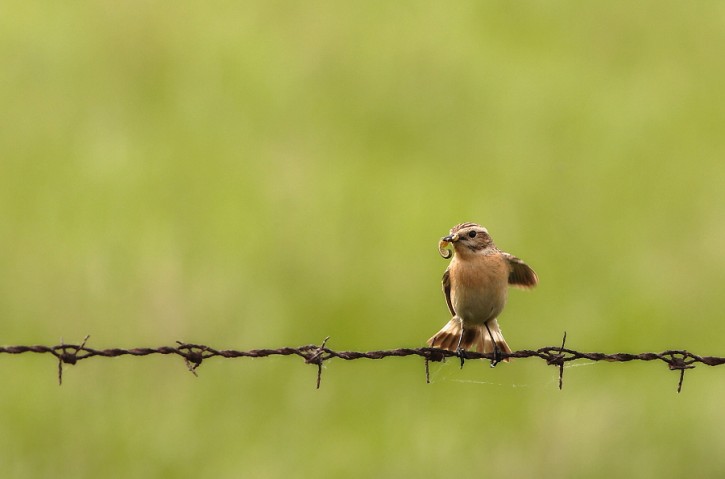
439,222,494,258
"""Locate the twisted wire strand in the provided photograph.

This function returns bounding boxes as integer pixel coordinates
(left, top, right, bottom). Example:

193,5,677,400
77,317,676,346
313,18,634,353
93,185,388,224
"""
1,334,722,392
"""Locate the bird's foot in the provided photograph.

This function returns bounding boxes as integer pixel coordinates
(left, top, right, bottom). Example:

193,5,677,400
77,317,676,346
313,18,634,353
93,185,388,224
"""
489,344,502,368
456,347,466,369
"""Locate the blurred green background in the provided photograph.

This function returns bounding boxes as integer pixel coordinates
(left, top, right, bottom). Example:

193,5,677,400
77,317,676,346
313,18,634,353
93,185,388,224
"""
2,1,725,477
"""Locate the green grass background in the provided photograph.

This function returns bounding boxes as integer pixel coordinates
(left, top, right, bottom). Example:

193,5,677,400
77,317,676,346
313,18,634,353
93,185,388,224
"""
2,1,725,477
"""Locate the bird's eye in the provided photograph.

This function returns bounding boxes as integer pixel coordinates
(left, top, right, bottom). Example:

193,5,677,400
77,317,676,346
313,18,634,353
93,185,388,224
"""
468,230,477,238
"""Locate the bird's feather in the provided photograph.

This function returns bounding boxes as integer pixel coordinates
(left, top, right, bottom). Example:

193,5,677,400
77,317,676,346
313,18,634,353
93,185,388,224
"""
504,253,538,289
441,267,455,316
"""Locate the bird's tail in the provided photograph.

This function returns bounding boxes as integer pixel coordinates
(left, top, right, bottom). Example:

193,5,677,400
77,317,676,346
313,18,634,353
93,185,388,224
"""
427,317,512,362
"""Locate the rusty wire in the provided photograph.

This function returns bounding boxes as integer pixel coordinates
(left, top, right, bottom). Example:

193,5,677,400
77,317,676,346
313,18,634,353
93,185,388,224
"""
1,333,723,392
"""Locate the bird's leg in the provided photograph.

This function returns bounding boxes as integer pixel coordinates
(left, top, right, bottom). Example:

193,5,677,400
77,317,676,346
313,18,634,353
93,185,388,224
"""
484,322,501,367
455,318,465,369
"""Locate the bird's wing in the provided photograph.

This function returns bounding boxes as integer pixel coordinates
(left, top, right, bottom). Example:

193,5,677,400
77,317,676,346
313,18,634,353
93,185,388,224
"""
503,253,539,289
442,267,455,315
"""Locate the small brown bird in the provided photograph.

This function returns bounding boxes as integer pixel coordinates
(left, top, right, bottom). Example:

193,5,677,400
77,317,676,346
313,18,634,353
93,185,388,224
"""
428,222,538,365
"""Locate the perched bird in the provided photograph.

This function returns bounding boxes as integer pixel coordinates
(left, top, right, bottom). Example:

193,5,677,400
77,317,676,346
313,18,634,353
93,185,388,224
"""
428,222,538,365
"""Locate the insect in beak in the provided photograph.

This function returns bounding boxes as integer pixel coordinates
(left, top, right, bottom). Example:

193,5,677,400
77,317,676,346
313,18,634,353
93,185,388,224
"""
438,233,459,259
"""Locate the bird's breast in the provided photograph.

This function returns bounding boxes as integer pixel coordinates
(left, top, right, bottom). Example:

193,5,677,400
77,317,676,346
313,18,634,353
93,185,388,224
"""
449,254,509,325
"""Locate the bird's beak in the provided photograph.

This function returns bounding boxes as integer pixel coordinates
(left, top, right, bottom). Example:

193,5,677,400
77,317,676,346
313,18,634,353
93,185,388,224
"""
442,233,459,243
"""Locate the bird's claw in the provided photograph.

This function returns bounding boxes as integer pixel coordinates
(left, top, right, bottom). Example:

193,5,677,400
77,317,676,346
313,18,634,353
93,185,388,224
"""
456,347,466,369
489,345,501,368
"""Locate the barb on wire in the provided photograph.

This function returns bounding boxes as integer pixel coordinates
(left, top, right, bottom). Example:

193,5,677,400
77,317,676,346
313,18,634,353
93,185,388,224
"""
1,333,723,392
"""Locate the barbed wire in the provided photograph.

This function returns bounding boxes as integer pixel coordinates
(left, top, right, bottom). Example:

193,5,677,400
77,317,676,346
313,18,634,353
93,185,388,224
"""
1,333,723,392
